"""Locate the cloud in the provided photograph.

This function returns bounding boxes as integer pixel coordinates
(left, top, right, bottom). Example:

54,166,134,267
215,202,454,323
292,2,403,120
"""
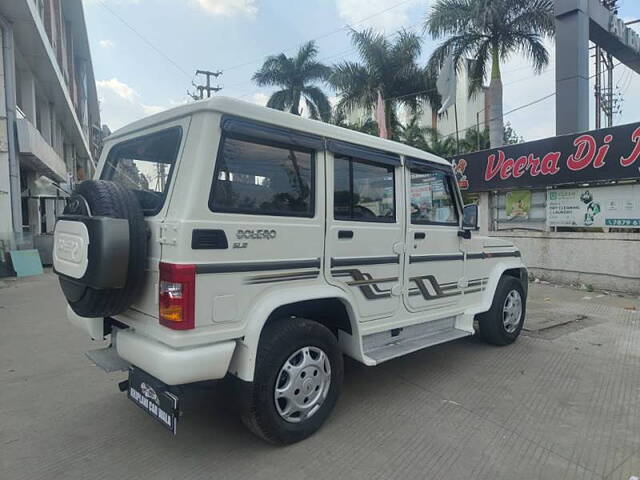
99,39,115,48
191,0,257,17
96,77,174,130
249,92,269,106
141,104,167,116
334,0,423,32
97,78,137,101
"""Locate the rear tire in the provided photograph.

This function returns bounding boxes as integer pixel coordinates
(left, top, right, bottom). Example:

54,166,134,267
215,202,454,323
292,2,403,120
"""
239,318,343,445
477,276,526,346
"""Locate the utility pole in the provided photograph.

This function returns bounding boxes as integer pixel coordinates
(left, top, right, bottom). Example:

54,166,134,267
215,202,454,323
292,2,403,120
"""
595,45,601,129
156,163,166,191
188,69,222,100
593,0,622,128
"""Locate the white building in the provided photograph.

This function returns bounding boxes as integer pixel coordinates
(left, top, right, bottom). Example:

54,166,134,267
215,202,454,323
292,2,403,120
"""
0,0,100,273
400,58,489,140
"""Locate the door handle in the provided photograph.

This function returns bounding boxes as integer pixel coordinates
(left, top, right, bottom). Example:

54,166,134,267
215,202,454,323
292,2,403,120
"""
414,232,426,240
338,230,354,239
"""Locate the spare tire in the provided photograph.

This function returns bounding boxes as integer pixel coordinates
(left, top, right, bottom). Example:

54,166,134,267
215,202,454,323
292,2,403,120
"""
54,180,147,317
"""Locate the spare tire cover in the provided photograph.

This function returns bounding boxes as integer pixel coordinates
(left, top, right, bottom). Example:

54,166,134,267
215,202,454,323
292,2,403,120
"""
57,180,147,317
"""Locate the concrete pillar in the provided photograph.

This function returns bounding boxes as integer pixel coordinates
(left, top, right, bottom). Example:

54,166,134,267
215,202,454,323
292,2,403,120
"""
19,68,36,122
63,141,75,185
0,14,23,248
26,171,41,236
555,0,590,135
55,198,65,216
27,198,41,236
478,192,491,235
38,99,51,144
44,198,55,233
50,107,57,150
0,29,14,245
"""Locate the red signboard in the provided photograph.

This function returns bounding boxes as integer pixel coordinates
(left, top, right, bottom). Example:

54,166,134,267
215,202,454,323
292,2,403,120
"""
450,122,640,192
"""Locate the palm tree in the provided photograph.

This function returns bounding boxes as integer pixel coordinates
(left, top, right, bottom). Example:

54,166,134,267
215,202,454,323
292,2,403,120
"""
426,131,458,157
253,41,332,121
331,109,380,137
397,114,432,151
462,127,490,152
425,0,554,147
330,29,440,139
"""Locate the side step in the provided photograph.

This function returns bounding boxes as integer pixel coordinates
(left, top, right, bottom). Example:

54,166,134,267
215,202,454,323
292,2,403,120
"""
363,316,471,364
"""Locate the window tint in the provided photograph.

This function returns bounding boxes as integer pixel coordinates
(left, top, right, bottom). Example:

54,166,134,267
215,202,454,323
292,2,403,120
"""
334,156,395,222
210,136,314,217
410,170,459,225
101,127,181,215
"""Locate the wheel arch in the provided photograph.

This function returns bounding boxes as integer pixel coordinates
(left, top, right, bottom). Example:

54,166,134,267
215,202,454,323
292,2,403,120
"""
227,285,359,382
501,266,529,299
465,261,528,317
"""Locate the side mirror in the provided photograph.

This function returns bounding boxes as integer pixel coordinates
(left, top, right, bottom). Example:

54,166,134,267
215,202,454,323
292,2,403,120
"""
462,204,478,230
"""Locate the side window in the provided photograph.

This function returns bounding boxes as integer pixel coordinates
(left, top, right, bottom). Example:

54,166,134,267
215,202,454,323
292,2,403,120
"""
334,156,395,222
210,136,314,217
410,169,459,225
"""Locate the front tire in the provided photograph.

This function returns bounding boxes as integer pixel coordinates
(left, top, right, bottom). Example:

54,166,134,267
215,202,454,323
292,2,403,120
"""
477,276,526,346
239,318,344,445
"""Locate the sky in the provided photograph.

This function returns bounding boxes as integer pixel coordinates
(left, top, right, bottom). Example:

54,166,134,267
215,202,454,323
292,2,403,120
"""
83,0,640,142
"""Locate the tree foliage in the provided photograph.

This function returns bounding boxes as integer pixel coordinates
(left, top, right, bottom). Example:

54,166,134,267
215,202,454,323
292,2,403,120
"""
396,116,523,158
425,0,554,94
425,0,554,146
330,29,440,137
253,41,332,121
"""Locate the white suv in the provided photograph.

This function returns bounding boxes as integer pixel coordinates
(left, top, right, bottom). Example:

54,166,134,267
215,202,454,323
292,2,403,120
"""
53,97,527,444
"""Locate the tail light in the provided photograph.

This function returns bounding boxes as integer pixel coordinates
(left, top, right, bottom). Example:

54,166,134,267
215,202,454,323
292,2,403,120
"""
159,262,196,330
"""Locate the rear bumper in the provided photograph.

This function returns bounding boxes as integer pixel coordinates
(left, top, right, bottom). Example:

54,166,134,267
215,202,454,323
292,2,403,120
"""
67,307,236,385
116,329,236,386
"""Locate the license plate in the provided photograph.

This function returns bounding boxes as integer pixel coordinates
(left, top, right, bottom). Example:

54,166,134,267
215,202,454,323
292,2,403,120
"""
127,368,179,434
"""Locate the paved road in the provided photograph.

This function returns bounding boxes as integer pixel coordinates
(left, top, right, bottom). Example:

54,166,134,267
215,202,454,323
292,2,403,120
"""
1,272,639,480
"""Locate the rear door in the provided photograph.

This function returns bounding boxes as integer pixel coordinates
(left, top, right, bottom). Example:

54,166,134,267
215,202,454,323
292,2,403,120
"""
99,120,189,320
403,159,464,314
324,141,404,321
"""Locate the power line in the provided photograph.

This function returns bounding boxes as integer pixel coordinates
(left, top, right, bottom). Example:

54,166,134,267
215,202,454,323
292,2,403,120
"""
310,61,621,143
236,52,549,102
96,0,542,105
96,0,191,79
436,61,624,142
225,21,425,93
96,0,422,95
220,0,420,73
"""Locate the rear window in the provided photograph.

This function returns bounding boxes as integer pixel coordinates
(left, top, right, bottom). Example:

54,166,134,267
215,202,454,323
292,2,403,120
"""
101,127,182,215
209,135,314,217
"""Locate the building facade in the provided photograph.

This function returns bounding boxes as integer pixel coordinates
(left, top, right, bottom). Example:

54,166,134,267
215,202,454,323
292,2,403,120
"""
0,0,100,273
412,59,489,140
451,122,640,294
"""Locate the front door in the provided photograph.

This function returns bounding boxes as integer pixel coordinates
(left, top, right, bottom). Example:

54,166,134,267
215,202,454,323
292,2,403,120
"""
403,161,464,314
324,149,404,321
